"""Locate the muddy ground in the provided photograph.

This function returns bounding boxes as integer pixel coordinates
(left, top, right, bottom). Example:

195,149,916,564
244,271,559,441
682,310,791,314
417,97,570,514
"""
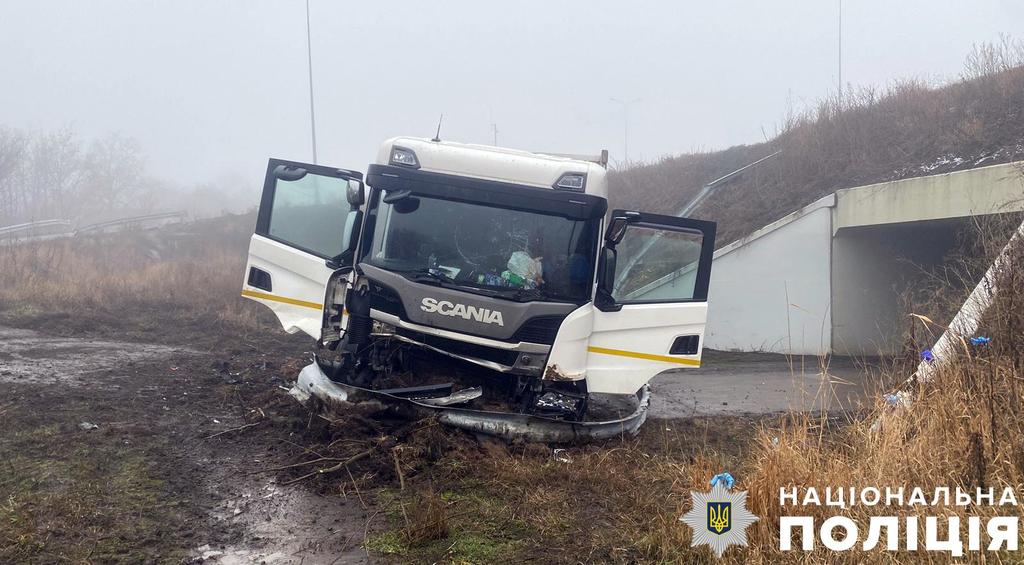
0,310,374,564
0,304,879,564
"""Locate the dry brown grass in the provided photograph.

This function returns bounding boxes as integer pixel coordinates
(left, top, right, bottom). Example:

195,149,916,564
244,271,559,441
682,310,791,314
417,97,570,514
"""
735,218,1024,563
359,415,763,563
0,213,272,337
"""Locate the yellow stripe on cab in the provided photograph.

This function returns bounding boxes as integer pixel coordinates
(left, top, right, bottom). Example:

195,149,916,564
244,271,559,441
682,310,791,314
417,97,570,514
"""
587,346,701,367
241,289,322,311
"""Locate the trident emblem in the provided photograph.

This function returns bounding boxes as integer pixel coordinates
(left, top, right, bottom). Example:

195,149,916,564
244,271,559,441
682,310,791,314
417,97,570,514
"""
707,502,731,534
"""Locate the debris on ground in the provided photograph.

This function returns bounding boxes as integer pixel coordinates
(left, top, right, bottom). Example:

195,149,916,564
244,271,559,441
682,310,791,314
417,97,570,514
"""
709,471,735,489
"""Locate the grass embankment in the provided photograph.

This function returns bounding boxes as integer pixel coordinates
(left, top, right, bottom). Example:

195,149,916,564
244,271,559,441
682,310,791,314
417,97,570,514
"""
612,53,1024,246
0,213,270,339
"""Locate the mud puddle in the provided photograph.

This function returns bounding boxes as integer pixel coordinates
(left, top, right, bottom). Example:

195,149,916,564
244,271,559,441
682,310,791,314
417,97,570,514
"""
0,325,193,385
194,478,370,564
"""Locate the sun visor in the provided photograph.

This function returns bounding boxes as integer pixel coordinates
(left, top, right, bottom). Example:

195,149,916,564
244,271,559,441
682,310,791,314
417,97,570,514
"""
366,164,607,221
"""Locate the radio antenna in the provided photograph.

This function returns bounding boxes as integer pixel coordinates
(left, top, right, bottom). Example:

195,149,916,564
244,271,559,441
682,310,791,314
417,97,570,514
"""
432,114,443,142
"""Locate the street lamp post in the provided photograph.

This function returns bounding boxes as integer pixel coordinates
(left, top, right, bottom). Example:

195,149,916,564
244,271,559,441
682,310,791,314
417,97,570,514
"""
610,97,641,165
305,0,318,164
838,0,843,107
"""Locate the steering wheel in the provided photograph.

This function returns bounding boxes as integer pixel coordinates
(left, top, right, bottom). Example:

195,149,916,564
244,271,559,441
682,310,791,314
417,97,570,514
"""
454,221,513,267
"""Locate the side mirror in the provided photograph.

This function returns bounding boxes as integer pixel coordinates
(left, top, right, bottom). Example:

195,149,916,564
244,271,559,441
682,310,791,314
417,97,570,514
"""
606,217,628,245
346,179,365,206
595,246,621,312
605,211,639,245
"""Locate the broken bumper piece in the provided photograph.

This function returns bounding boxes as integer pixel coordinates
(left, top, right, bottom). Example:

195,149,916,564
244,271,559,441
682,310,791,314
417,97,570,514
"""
290,362,650,443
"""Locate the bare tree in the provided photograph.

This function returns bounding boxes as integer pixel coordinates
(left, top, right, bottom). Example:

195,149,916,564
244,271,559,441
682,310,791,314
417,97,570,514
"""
24,127,83,221
78,132,148,221
0,127,28,224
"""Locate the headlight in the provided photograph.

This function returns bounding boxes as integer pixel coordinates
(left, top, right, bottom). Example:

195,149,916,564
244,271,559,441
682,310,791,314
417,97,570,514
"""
389,146,420,168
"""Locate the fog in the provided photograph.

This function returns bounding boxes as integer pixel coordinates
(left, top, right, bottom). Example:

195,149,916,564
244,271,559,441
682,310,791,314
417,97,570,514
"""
1,0,1021,192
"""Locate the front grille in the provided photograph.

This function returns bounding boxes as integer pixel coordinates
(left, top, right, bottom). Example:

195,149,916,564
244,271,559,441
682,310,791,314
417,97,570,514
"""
395,328,520,367
370,276,565,346
510,316,565,345
368,281,406,318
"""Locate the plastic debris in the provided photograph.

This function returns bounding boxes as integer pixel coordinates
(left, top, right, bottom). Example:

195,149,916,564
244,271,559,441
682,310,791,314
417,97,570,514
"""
920,349,935,363
535,391,580,414
507,251,543,288
417,386,483,407
552,448,572,464
501,270,527,288
709,472,735,490
78,422,99,431
970,336,992,347
195,545,224,560
882,390,913,408
477,273,504,287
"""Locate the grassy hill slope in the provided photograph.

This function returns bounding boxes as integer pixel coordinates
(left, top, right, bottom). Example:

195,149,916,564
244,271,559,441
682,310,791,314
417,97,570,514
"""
610,58,1024,246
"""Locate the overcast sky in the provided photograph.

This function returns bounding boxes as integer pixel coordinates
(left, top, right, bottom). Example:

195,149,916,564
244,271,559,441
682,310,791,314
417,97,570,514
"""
1,0,1021,190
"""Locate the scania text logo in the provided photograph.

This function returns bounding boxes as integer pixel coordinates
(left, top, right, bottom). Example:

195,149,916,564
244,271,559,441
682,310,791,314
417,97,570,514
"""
420,297,504,327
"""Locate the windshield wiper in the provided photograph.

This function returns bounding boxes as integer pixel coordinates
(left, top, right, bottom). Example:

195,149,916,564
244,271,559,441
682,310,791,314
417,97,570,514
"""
403,269,515,298
515,288,544,301
402,268,451,285
501,287,549,302
401,268,559,301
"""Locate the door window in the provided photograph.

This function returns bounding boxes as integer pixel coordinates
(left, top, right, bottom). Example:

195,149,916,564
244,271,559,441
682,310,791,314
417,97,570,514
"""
610,217,713,303
258,163,359,258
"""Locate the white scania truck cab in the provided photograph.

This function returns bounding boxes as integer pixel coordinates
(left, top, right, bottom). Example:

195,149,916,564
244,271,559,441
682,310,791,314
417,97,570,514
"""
242,137,715,433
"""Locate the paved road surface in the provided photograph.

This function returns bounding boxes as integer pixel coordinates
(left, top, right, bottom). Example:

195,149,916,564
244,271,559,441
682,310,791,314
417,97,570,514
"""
649,350,889,418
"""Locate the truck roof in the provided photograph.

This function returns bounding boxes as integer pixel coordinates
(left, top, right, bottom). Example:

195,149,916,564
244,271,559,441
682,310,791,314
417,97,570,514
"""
375,136,609,199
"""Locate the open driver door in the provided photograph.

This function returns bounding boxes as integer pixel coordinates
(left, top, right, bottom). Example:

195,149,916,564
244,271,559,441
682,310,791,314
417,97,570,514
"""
241,159,364,339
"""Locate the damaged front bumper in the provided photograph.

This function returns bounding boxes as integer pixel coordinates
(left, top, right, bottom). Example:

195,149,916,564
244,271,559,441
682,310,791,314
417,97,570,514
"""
290,362,650,443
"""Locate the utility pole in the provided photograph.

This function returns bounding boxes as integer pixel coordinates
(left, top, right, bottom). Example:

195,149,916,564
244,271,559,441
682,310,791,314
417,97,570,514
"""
610,97,640,165
491,123,499,146
305,0,318,164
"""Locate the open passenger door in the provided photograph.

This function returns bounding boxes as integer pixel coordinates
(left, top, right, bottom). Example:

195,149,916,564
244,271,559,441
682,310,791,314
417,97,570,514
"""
242,159,364,339
585,210,716,394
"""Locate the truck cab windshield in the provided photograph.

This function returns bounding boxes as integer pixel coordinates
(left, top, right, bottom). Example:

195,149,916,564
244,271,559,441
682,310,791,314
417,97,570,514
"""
362,191,599,303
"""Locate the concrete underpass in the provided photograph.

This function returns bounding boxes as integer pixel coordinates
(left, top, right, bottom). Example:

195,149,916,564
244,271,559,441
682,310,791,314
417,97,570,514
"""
638,161,1024,355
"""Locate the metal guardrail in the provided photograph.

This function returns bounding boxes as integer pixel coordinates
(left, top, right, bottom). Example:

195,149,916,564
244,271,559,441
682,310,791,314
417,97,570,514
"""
0,219,73,236
0,211,188,244
75,211,187,235
0,219,76,243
